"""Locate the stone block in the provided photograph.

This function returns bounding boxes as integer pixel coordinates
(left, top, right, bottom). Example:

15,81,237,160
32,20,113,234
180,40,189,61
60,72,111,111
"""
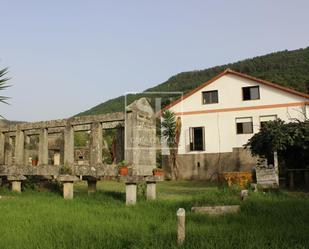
191,205,240,216
126,183,137,205
63,182,73,199
146,182,156,200
11,181,22,193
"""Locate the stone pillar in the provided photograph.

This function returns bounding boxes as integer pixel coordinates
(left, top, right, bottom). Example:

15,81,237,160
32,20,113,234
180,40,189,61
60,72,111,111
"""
8,175,27,193
63,182,73,199
89,122,102,166
126,182,137,205
58,175,78,199
177,208,186,245
289,171,294,189
0,132,5,165
24,136,30,165
5,136,13,165
12,181,22,192
15,130,25,165
38,128,48,165
146,181,156,200
125,98,156,176
64,125,74,165
115,127,124,163
87,180,97,194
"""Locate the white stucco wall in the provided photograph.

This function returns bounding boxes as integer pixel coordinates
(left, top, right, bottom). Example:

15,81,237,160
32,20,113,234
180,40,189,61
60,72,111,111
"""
166,74,309,155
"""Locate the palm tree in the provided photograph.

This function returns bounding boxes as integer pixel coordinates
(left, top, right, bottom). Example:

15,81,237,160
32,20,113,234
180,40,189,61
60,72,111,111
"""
161,110,182,180
0,67,10,104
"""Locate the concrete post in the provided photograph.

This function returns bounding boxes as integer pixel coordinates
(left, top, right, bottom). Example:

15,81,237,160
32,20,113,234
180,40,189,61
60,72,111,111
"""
87,180,97,194
15,130,25,165
146,181,156,200
273,151,279,186
8,175,26,193
289,171,294,189
38,128,48,165
240,189,249,200
63,182,74,199
12,181,22,192
177,208,185,245
89,122,102,165
64,125,74,165
0,132,5,165
126,183,137,205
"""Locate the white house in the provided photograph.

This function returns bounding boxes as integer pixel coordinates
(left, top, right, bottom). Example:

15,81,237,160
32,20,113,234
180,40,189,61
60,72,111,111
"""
162,69,309,180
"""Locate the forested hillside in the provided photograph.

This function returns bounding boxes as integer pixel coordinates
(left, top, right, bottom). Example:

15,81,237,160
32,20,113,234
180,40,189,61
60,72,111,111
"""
77,47,309,116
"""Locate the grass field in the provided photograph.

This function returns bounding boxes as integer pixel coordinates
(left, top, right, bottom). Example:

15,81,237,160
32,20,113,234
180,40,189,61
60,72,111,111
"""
0,180,308,249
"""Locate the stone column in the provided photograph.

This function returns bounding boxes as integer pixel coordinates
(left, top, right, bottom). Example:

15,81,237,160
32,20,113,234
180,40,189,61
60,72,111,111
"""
8,175,27,193
146,181,156,200
58,175,79,199
38,128,48,165
177,208,186,245
0,132,5,165
5,136,13,165
126,182,137,205
64,125,74,165
87,180,97,194
89,122,102,166
24,136,30,165
15,130,25,165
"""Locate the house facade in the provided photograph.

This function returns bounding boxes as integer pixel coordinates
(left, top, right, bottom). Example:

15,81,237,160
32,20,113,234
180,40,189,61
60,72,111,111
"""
162,69,309,180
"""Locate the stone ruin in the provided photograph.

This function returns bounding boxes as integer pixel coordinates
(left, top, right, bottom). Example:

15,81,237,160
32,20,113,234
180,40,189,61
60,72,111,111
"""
0,98,161,204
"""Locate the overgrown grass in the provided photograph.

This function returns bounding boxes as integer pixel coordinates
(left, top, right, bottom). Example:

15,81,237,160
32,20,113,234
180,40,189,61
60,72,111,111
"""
0,181,308,249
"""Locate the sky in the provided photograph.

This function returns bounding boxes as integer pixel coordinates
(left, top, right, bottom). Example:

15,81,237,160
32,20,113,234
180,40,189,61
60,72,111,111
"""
0,0,308,122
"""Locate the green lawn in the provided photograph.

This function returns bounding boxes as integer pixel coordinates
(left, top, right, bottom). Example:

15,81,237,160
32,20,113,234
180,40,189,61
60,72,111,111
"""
0,181,308,249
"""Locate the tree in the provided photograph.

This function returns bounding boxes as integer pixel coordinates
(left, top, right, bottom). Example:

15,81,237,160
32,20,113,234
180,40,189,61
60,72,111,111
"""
245,118,309,169
161,110,182,180
0,67,10,105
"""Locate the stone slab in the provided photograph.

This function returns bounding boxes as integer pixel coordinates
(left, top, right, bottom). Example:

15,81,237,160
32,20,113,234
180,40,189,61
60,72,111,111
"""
191,205,240,216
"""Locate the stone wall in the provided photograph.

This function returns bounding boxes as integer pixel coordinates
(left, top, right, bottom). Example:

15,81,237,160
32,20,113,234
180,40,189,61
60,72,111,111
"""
162,148,257,180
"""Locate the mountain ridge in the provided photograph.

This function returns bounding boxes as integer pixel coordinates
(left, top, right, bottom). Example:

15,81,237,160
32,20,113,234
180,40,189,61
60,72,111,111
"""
77,47,309,116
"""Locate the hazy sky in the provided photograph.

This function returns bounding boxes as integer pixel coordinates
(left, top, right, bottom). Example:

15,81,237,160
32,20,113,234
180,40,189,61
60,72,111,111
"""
0,0,308,121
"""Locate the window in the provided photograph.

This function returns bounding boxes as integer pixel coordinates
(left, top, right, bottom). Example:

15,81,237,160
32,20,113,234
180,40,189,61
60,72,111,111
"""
189,127,205,151
260,115,277,128
242,86,260,100
236,117,253,134
202,90,218,104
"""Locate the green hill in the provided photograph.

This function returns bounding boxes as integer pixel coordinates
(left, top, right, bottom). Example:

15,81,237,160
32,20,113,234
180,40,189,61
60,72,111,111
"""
77,47,309,116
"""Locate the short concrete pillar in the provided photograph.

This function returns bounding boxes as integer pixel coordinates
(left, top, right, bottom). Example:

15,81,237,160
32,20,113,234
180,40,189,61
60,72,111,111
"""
146,181,156,200
7,175,27,193
87,180,97,194
63,182,74,199
240,189,249,201
177,208,185,245
12,181,22,193
58,175,79,200
126,183,137,205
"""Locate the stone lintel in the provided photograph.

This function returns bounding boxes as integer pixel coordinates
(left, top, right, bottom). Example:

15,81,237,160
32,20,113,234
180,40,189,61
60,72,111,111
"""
58,175,79,183
7,175,27,181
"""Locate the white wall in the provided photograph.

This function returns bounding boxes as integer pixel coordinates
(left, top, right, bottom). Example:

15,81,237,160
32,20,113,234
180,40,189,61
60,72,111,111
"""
167,74,309,155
